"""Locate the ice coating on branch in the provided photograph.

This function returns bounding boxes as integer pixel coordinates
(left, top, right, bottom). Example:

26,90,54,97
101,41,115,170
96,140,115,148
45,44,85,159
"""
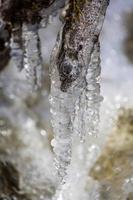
22,23,42,91
50,0,110,183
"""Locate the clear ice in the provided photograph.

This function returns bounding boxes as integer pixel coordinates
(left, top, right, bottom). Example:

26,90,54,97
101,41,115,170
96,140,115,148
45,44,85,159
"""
72,41,102,140
50,32,74,178
50,38,102,200
22,23,42,91
50,0,109,184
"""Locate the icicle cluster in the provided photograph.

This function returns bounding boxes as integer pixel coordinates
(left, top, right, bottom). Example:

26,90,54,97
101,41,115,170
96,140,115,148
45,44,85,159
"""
3,0,66,92
50,0,110,183
50,37,102,183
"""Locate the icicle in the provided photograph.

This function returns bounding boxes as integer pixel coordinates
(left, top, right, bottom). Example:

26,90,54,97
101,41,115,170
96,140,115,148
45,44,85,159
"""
22,23,42,91
50,31,74,179
51,41,102,200
50,0,110,182
72,41,102,140
10,24,24,71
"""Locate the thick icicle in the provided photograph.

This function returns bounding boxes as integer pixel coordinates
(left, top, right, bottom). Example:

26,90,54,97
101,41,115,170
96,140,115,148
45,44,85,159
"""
22,23,42,91
50,29,74,179
51,39,102,200
50,0,110,181
10,24,24,71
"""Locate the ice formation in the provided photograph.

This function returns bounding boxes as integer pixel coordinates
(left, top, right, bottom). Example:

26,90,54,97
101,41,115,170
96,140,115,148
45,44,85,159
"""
50,31,74,178
22,23,42,91
50,0,110,184
3,0,133,199
72,41,102,140
5,0,66,92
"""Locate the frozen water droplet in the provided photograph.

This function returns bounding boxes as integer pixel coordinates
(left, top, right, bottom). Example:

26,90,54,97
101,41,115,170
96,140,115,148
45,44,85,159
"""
51,138,57,147
40,129,47,137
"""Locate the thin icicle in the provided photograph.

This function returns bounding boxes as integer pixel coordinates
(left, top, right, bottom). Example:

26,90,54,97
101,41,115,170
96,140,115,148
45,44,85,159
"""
10,24,24,71
72,41,102,140
22,23,42,91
